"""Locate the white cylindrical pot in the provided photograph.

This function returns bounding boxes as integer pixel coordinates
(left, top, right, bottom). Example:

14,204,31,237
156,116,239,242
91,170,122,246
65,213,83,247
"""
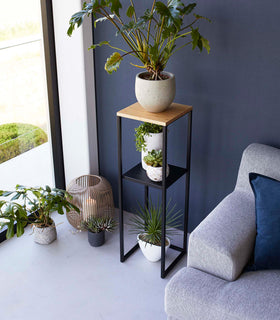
146,165,170,182
141,132,163,170
135,71,176,113
33,223,57,245
137,234,170,262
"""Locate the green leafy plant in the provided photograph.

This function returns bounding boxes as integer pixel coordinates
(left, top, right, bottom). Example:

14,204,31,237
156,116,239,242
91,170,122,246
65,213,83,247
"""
68,0,211,80
144,149,163,167
0,185,80,239
81,216,117,233
129,198,181,246
135,122,162,152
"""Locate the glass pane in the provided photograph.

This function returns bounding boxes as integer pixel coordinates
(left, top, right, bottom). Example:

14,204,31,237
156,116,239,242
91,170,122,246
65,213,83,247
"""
0,0,54,190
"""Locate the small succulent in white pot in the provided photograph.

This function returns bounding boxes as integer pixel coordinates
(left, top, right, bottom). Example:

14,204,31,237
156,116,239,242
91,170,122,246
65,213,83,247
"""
144,149,169,182
129,199,181,262
135,122,163,170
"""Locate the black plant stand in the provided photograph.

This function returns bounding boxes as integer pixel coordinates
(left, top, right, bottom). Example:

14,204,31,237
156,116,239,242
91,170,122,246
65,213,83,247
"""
117,102,192,278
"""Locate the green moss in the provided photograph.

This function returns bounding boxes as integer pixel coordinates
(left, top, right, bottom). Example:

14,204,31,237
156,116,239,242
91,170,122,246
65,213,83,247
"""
0,123,48,164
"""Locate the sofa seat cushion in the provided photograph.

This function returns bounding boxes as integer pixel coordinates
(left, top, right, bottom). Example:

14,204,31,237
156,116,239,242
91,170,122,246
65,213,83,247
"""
165,267,280,320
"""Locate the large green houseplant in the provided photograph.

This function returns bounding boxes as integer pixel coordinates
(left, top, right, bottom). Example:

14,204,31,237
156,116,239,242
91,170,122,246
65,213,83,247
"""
0,185,79,244
68,0,211,112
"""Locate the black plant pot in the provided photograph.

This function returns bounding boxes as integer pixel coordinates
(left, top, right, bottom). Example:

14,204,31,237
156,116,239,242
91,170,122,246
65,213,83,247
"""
88,230,105,247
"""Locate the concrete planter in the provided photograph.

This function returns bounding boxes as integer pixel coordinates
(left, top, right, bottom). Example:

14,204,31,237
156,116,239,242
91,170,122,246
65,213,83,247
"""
135,71,176,113
137,234,170,262
33,222,57,245
141,132,163,170
146,164,170,182
88,230,105,247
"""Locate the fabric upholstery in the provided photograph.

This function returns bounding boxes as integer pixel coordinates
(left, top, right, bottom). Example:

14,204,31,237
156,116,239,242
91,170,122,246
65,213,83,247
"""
187,190,255,281
165,267,280,320
249,173,280,270
235,143,280,194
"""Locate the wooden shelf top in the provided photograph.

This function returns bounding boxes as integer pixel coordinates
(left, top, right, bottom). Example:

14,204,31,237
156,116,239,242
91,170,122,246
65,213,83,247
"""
117,102,192,126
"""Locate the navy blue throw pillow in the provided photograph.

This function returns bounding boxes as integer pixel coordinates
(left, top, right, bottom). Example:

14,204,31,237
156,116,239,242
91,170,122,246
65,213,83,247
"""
249,173,280,270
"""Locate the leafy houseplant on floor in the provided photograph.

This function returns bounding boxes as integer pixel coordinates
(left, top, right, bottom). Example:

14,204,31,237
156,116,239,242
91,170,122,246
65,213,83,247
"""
0,185,79,244
129,199,181,262
68,1,210,113
144,149,169,182
135,122,163,169
81,216,117,247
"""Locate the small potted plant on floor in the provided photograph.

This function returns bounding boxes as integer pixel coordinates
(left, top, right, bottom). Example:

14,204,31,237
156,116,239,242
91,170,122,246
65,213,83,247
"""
0,185,79,244
135,122,163,170
68,1,210,113
130,199,181,262
81,216,117,247
144,149,169,182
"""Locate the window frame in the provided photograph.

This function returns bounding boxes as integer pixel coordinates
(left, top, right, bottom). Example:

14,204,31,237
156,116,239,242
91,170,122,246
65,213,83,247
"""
0,0,65,242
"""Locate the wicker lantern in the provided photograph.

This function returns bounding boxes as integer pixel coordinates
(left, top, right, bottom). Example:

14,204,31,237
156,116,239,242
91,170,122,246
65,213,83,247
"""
66,175,114,229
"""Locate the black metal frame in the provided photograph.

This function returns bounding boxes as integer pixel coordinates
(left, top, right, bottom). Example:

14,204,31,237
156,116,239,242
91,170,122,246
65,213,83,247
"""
0,1,66,243
41,0,66,190
117,110,192,278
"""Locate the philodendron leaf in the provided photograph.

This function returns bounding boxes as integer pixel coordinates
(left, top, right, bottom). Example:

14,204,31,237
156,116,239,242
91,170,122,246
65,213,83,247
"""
181,3,196,15
89,41,110,50
201,36,210,53
126,5,135,18
105,52,123,74
108,0,122,16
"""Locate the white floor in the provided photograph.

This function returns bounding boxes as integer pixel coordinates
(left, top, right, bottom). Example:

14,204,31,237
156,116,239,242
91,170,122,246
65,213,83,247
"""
0,212,187,320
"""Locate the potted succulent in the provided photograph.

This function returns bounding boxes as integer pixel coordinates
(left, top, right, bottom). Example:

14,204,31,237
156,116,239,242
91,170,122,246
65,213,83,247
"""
135,122,163,169
68,1,210,113
81,216,117,247
144,149,169,182
0,185,79,244
129,199,181,262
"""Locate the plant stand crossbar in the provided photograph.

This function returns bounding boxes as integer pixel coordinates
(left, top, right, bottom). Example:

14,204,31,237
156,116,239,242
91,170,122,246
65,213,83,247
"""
117,102,192,278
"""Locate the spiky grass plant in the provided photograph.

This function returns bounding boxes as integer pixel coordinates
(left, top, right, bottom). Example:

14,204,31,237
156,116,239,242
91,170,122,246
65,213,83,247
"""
81,216,117,233
129,199,181,246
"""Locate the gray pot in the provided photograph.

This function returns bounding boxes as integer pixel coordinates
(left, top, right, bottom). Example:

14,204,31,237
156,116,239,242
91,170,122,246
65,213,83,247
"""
88,230,105,247
33,223,57,245
135,71,176,113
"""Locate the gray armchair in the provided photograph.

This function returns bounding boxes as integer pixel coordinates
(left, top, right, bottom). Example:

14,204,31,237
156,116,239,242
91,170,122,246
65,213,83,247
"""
165,143,280,320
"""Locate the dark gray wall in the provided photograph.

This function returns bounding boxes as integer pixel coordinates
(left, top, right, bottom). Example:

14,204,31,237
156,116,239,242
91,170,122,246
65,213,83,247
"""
94,0,280,231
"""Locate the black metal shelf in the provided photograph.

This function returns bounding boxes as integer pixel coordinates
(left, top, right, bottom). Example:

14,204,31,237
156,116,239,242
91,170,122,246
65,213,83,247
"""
117,103,192,278
123,163,187,189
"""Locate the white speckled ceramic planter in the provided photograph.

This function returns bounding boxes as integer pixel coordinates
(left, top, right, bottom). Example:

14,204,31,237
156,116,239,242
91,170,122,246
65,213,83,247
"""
137,234,170,262
146,164,170,182
141,132,163,170
33,222,57,245
135,71,176,113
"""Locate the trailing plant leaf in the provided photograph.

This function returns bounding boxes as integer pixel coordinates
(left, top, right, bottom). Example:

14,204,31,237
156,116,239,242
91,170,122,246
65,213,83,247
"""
105,52,123,74
134,122,163,152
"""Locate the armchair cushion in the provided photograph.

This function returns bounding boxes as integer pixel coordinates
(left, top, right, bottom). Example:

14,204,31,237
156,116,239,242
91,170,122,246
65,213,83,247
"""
187,190,256,281
249,173,280,270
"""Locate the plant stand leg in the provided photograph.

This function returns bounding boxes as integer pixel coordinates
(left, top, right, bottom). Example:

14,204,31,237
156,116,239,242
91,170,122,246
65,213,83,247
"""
183,111,192,252
117,116,124,262
161,126,168,278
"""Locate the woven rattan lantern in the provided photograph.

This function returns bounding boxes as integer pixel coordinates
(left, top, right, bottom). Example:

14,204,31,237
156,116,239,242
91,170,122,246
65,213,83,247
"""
66,175,114,229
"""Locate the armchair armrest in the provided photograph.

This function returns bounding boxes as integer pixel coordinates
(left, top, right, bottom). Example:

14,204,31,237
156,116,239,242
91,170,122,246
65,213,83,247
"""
187,191,256,281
